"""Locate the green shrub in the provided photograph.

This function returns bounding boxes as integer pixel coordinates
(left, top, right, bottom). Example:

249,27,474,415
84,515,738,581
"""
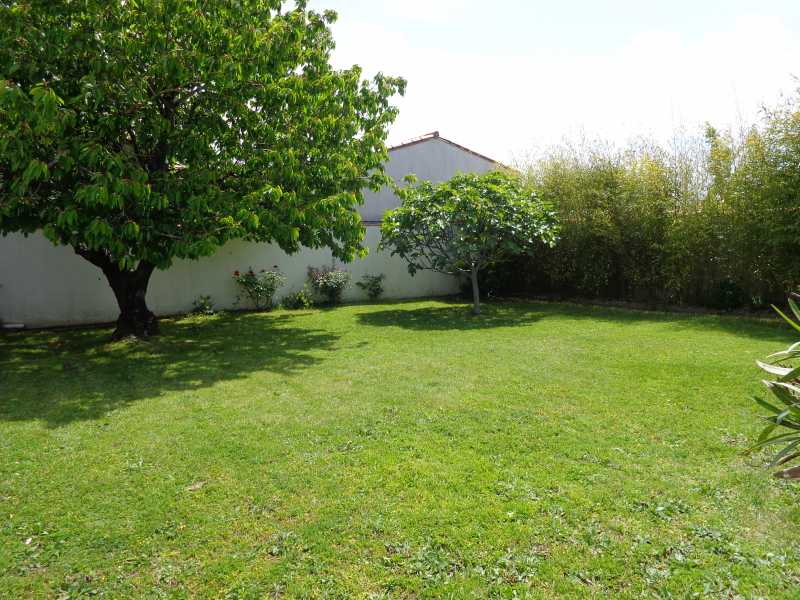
308,266,350,305
356,273,386,301
750,295,800,479
233,267,286,310
487,98,800,309
191,295,215,315
282,286,314,310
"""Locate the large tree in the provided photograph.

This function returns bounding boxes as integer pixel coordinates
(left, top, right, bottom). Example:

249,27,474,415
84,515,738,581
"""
380,170,559,314
0,0,404,338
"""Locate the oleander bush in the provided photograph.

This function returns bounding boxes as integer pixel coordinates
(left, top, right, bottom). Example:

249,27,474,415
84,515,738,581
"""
750,295,800,479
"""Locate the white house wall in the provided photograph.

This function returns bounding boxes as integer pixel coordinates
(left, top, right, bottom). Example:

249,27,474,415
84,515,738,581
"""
0,227,459,327
358,137,497,222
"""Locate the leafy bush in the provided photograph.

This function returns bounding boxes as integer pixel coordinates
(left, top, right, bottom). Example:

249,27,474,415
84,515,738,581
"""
486,97,800,310
233,267,286,310
356,273,386,301
308,266,350,305
750,295,800,479
282,286,315,310
191,295,215,315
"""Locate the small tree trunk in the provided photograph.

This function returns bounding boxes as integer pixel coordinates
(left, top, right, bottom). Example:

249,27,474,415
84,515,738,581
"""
103,261,159,340
470,265,481,315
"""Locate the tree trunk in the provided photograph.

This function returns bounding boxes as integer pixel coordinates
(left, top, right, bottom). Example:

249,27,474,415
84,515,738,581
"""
75,246,159,340
103,261,159,340
470,266,481,315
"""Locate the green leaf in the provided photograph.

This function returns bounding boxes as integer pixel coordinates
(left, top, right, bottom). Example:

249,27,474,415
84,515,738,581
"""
789,296,800,322
756,360,793,378
772,304,800,334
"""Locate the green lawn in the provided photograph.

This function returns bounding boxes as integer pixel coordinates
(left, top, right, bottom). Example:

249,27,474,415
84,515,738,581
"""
1,300,799,598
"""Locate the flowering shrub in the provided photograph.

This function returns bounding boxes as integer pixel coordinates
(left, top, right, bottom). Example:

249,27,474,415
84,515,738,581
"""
356,273,386,301
282,286,315,310
233,267,286,310
308,265,350,305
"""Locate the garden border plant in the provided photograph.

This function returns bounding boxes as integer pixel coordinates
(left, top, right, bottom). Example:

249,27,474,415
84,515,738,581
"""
191,294,216,316
356,273,386,301
233,267,286,311
308,265,351,305
282,286,315,310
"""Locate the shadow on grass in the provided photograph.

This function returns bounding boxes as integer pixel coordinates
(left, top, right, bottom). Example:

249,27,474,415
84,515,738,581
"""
0,312,338,427
1,299,793,428
356,299,795,343
355,303,543,331
535,300,796,343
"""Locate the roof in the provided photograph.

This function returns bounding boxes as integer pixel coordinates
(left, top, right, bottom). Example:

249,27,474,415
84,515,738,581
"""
388,131,501,166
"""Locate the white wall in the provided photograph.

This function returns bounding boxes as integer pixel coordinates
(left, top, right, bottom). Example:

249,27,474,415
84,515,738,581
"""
0,227,459,327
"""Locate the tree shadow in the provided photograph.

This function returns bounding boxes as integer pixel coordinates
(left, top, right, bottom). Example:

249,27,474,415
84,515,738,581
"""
2,299,792,429
355,302,544,331
355,299,795,344
0,312,338,428
529,300,796,344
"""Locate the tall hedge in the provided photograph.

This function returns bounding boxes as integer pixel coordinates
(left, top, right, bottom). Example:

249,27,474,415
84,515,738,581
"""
486,96,800,310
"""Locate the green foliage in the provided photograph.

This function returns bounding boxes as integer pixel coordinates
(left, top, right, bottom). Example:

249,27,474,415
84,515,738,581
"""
489,95,800,308
190,294,215,316
750,295,800,479
356,273,386,301
491,140,690,302
380,170,559,313
281,286,314,310
233,268,285,310
0,0,404,324
308,265,351,305
382,171,559,276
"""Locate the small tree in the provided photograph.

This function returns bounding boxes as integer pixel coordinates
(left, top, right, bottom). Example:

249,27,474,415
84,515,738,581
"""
0,1,404,339
380,171,559,314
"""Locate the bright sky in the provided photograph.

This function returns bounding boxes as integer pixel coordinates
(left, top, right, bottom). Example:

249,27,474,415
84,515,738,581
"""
322,0,800,163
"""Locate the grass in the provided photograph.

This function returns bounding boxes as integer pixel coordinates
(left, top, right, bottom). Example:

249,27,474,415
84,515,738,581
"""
1,299,799,598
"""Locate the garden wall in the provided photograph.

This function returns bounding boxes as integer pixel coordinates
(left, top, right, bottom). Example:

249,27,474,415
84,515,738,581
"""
0,227,459,328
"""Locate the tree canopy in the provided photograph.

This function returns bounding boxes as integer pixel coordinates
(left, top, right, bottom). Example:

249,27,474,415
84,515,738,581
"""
380,170,559,314
0,0,404,337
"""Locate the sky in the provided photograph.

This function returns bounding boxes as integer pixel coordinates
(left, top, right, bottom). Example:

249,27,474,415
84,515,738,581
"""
320,0,800,163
